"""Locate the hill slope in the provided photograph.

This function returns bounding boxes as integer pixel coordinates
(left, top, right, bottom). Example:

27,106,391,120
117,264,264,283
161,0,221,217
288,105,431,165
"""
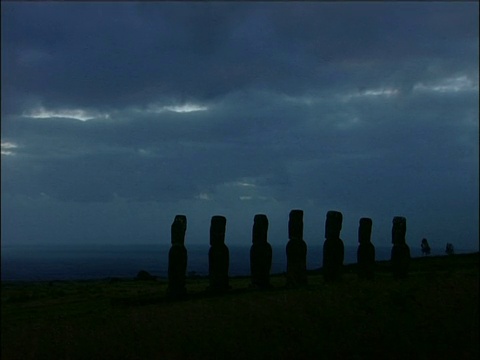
2,253,478,359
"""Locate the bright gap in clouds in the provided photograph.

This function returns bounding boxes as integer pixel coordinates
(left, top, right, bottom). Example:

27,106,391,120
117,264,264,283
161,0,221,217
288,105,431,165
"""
195,193,212,201
194,179,268,203
413,75,478,93
282,87,400,106
342,87,399,102
146,103,209,114
233,181,256,188
1,141,18,156
24,107,110,121
164,104,208,113
24,103,209,121
362,88,399,97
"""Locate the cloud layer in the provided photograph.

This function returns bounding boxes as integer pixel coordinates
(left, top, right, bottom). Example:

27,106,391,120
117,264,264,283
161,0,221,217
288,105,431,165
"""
2,2,478,250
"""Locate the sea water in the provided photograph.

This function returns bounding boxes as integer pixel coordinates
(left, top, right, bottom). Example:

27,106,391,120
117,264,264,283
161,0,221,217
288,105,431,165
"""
0,242,471,281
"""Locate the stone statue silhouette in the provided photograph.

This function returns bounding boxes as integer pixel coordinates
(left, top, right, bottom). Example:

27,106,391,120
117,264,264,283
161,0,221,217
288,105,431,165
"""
167,215,188,298
207,215,231,293
250,214,273,289
390,216,410,279
323,210,345,282
286,209,308,287
445,242,455,255
421,238,431,256
357,217,375,279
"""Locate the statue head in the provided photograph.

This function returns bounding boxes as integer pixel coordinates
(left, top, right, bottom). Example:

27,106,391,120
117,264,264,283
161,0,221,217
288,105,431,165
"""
210,215,227,246
252,214,269,244
288,209,304,240
358,217,372,244
392,216,407,245
325,210,343,239
171,215,187,245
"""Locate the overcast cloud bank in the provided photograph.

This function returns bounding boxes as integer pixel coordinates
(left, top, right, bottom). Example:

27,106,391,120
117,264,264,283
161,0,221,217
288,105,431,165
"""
2,2,478,250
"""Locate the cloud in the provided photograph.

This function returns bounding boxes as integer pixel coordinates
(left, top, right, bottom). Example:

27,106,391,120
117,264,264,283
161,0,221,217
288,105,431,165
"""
1,141,18,156
23,107,110,121
1,2,478,249
3,2,478,112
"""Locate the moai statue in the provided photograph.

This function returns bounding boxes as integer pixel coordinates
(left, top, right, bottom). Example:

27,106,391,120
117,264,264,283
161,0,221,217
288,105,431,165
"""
390,216,411,279
445,243,455,255
357,217,375,279
207,215,230,293
421,238,431,256
167,215,188,299
323,210,345,282
250,214,273,289
286,209,308,287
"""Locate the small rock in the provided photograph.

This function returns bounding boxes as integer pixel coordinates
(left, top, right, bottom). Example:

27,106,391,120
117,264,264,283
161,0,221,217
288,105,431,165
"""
135,270,156,281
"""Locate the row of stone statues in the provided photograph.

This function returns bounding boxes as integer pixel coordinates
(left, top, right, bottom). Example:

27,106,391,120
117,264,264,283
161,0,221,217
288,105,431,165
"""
167,210,411,298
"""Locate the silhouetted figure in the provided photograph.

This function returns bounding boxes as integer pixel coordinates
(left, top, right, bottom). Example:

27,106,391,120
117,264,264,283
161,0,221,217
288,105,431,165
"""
323,210,345,282
390,216,411,279
421,238,431,256
357,217,375,279
286,209,308,287
250,214,273,289
445,243,455,256
167,215,188,298
207,215,230,293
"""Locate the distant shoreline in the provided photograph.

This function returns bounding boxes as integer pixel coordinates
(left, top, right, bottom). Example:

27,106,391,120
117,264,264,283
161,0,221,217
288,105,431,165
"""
2,251,478,284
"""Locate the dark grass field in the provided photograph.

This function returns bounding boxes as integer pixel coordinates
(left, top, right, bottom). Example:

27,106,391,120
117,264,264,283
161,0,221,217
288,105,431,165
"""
2,253,478,359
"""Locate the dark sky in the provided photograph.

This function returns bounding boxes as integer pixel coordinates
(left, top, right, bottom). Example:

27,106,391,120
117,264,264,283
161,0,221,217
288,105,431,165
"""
1,2,478,250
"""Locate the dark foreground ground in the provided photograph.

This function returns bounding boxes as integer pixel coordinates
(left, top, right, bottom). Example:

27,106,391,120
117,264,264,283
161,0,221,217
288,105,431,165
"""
1,253,478,360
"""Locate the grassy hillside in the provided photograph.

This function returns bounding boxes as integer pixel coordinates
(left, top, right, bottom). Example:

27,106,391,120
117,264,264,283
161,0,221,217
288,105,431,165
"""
2,253,478,359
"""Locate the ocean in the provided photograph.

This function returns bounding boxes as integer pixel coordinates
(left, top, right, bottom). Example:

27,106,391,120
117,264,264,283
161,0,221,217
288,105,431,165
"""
0,243,471,282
